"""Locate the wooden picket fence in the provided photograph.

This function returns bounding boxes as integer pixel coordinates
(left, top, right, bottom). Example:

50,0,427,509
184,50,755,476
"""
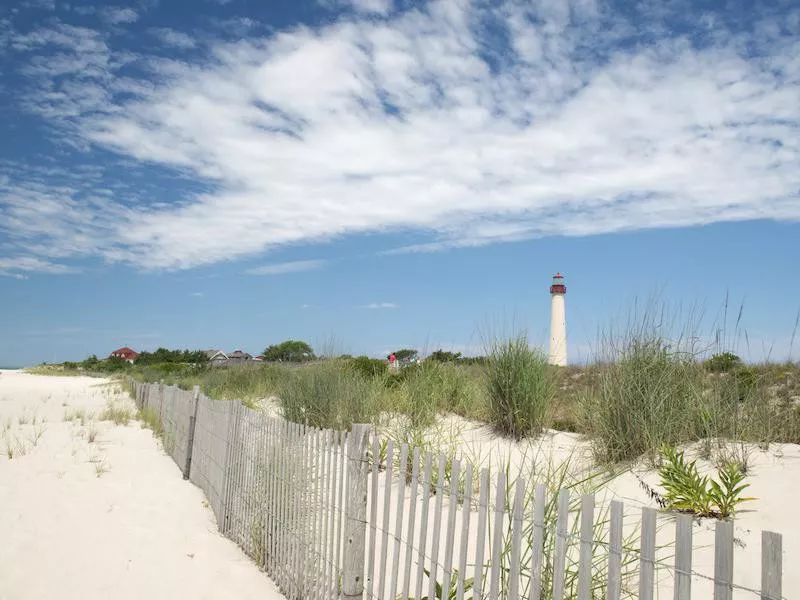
131,381,785,600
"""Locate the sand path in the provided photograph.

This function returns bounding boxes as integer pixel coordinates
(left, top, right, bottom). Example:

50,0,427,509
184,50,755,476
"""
0,370,284,600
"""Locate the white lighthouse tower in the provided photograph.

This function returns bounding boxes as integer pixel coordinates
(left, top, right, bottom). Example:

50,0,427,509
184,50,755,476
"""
548,273,568,366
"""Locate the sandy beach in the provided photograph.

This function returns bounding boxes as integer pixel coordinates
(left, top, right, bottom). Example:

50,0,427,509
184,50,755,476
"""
0,370,284,600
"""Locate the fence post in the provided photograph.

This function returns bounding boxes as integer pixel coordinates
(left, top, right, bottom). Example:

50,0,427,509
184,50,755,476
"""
342,423,371,600
714,519,734,600
182,385,200,480
761,531,782,600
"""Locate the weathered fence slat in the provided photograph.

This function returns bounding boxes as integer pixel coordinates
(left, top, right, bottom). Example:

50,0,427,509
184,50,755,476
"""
488,470,506,600
343,424,370,600
182,385,200,480
378,441,395,600
455,463,473,600
530,483,546,600
714,519,734,600
552,488,570,600
428,455,448,600
414,453,434,600
578,494,595,600
472,468,490,600
639,507,657,600
761,531,782,600
367,436,380,599
401,448,421,600
508,477,526,600
674,514,693,600
441,460,462,600
335,431,348,599
322,429,335,600
606,500,623,600
389,444,409,600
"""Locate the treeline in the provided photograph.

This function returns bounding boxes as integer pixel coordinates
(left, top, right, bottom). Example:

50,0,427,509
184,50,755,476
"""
135,348,209,365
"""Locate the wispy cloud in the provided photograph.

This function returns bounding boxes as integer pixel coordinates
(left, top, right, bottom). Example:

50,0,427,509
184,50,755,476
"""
0,256,76,278
246,259,327,275
2,1,800,273
363,302,398,309
148,27,196,49
99,7,138,24
190,291,204,297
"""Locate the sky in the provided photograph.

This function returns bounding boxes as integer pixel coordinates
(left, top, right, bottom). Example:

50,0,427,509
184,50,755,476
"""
0,0,799,367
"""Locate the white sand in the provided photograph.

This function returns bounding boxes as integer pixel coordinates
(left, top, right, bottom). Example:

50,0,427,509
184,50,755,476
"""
0,370,284,600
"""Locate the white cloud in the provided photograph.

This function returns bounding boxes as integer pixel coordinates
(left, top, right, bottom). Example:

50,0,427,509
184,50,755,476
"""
0,256,76,278
2,1,800,274
246,259,327,275
363,302,398,309
100,7,138,24
149,27,196,49
190,291,204,297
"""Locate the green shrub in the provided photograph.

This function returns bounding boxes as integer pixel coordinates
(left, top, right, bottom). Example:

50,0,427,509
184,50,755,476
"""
658,444,755,518
349,355,388,379
578,337,704,463
485,335,553,440
703,352,743,373
277,360,381,429
398,361,476,428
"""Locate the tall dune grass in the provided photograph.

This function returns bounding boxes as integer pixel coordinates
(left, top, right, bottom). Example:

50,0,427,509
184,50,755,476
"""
485,335,554,440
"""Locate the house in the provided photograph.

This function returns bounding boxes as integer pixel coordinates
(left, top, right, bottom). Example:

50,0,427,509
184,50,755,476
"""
205,349,229,366
110,347,139,363
226,349,252,364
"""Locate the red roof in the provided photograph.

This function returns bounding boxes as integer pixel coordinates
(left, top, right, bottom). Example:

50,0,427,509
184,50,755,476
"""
111,347,139,359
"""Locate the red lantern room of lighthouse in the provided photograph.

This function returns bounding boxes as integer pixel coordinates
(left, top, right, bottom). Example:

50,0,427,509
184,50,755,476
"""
550,273,567,295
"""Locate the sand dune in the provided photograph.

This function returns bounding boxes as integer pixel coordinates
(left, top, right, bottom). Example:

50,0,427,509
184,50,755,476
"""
0,370,284,600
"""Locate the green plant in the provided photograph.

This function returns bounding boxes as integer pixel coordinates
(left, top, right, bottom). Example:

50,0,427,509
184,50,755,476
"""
578,334,704,464
704,352,743,373
277,360,381,429
262,340,315,362
485,335,553,440
99,402,134,425
658,444,755,518
403,568,473,600
349,356,388,379
138,408,164,438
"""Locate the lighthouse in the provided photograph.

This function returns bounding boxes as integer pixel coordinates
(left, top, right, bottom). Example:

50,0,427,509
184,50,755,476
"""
548,273,568,367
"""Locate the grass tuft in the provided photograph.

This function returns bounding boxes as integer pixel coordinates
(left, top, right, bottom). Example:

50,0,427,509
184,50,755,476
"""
99,402,134,426
485,335,554,440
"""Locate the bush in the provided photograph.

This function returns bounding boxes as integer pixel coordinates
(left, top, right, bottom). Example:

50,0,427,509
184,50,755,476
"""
578,337,704,463
262,340,315,362
277,360,381,430
704,352,743,373
398,361,476,428
485,335,553,440
349,355,388,379
658,444,755,518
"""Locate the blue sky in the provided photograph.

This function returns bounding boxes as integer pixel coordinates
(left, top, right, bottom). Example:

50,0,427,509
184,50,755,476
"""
1,0,799,366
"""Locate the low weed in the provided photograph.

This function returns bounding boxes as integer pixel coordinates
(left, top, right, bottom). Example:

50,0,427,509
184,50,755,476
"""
138,408,164,438
658,444,755,518
91,455,109,477
99,402,134,426
87,424,99,443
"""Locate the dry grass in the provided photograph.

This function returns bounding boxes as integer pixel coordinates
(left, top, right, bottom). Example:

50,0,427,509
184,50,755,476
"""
99,401,134,426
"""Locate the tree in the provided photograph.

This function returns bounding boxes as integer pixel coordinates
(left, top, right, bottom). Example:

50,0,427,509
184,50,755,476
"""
389,348,418,362
262,340,316,362
428,349,462,363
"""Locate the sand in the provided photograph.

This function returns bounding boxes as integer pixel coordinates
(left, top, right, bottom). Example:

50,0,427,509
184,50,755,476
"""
0,370,284,600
